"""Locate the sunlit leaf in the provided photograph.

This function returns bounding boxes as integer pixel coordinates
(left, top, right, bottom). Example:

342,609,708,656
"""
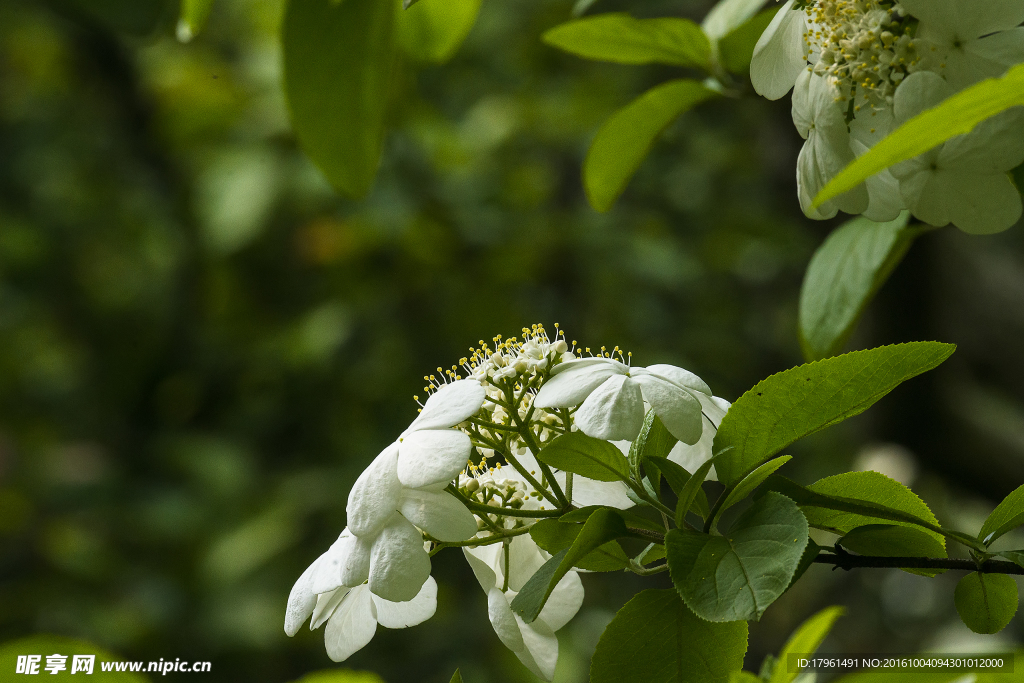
544,14,712,68
397,0,481,64
536,432,631,482
980,484,1024,546
955,572,1018,635
769,606,845,683
177,0,214,42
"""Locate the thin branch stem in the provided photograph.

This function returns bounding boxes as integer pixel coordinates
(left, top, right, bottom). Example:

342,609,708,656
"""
428,525,533,555
814,552,1024,575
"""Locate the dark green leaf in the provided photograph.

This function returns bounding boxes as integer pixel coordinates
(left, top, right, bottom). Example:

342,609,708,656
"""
536,432,631,482
65,0,174,35
590,589,747,683
630,411,678,473
559,505,664,532
815,63,1024,209
0,635,151,682
529,519,630,571
283,0,396,197
396,0,481,64
543,14,712,68
667,492,809,622
713,342,956,486
999,550,1024,569
512,508,630,622
839,524,947,576
799,212,917,361
787,538,821,591
675,457,716,528
716,6,779,75
647,457,711,519
980,484,1024,546
584,79,718,212
770,606,845,683
955,572,1018,635
712,455,792,526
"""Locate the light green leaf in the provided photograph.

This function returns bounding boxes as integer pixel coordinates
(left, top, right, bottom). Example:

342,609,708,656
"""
770,606,845,683
730,673,762,683
529,518,630,571
675,456,717,528
590,589,748,683
290,671,386,683
536,433,631,482
177,0,215,41
814,63,1024,208
713,342,956,486
702,0,769,40
396,0,481,64
839,524,947,576
449,670,463,683
760,474,980,551
283,0,396,197
630,410,678,474
511,508,630,622
543,14,712,68
799,212,918,361
980,484,1024,546
712,455,792,526
716,6,780,75
0,636,151,681
667,492,809,622
955,572,1019,635
584,79,717,212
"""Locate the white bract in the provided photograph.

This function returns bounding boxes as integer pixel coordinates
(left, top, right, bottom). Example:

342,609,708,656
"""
464,536,584,681
285,325,728,678
751,0,1024,233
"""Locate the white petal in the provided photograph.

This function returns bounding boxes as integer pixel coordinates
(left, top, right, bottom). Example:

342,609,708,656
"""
635,364,711,396
750,0,807,100
668,415,719,482
791,67,815,139
515,615,560,681
537,570,584,632
347,444,403,537
397,429,472,490
633,373,704,445
463,546,499,592
942,107,1024,173
535,358,627,409
970,28,1024,67
894,71,950,125
399,489,478,542
324,585,378,662
507,534,549,593
900,165,952,228
371,575,437,629
948,172,1023,235
699,394,731,428
407,380,486,432
284,556,322,636
556,472,635,509
311,530,370,595
574,375,645,441
368,513,432,602
488,587,525,653
311,586,351,630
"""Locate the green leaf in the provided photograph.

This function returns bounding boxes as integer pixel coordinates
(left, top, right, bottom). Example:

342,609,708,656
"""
760,474,980,551
814,63,1024,209
543,14,712,68
584,79,718,212
713,342,956,486
787,538,821,591
999,550,1024,569
396,0,481,64
839,524,947,576
560,505,665,532
177,0,215,41
630,411,678,473
980,484,1024,546
770,606,845,683
529,519,630,571
955,572,1019,635
0,635,151,681
730,673,762,683
701,0,769,40
799,212,918,361
647,457,711,519
283,0,396,197
675,457,716,528
666,491,809,622
590,589,748,683
290,670,386,683
536,432,631,482
712,455,792,526
716,6,779,75
511,508,630,622
449,670,463,683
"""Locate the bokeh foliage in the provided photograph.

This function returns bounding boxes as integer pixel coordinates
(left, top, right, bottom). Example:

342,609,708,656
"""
2,0,1024,681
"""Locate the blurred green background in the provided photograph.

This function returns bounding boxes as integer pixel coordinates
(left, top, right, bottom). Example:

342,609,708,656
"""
2,0,1024,681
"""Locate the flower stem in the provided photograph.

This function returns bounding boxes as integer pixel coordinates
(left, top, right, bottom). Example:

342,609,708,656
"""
814,552,1024,574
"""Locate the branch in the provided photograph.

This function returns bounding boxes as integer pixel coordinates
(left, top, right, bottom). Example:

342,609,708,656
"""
814,552,1024,575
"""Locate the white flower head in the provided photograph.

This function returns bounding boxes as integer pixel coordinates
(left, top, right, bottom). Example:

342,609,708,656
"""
463,536,584,681
534,356,710,444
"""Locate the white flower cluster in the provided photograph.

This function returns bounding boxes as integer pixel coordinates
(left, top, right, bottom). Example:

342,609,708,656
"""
284,324,729,680
752,0,1024,233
